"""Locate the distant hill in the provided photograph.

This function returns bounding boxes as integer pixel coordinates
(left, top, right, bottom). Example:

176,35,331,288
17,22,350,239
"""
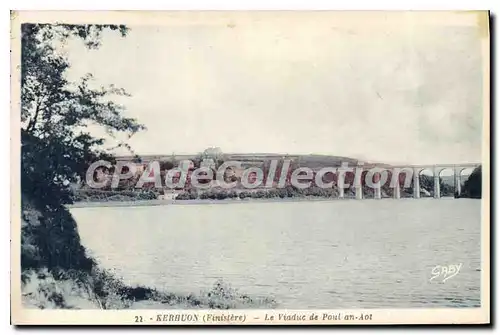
227,154,359,169
117,153,358,166
116,153,473,176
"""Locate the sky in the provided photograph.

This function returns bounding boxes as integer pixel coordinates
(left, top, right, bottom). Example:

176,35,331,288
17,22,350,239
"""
62,12,485,165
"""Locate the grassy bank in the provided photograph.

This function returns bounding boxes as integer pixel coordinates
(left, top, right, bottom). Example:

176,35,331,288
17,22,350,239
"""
22,268,276,310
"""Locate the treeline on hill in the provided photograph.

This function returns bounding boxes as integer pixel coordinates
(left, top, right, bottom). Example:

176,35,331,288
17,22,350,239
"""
76,158,456,201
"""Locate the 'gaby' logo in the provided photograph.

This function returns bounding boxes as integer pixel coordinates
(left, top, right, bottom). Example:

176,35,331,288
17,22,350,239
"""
430,263,463,283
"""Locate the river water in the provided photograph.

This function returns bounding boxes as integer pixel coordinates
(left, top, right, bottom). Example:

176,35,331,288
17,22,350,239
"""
71,198,482,309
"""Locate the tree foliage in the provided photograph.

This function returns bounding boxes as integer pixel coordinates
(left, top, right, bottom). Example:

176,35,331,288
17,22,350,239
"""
461,166,482,198
21,24,145,205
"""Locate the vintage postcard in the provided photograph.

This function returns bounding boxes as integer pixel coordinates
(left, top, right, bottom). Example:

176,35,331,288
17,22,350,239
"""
10,10,490,325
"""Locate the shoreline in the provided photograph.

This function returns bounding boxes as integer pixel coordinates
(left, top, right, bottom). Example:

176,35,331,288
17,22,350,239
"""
67,197,335,208
65,196,463,209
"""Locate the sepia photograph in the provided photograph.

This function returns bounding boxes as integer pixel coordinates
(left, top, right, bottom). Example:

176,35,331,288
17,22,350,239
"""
10,10,490,325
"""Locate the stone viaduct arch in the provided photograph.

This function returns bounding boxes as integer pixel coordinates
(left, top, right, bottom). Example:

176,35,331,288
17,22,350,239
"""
346,163,480,199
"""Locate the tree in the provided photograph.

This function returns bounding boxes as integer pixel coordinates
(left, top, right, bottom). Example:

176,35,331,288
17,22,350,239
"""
21,24,145,205
20,24,147,273
461,166,482,198
403,174,450,197
202,147,224,160
159,160,175,171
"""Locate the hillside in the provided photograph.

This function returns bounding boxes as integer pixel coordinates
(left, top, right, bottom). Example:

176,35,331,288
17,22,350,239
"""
99,153,468,200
